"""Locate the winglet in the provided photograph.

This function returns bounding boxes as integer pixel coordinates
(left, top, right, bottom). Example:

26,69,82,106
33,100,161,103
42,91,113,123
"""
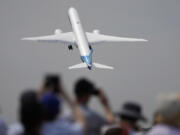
21,38,27,40
140,39,148,42
21,37,36,41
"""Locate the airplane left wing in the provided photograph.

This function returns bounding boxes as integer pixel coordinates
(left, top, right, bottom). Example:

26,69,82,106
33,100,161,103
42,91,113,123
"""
86,32,148,45
22,32,74,45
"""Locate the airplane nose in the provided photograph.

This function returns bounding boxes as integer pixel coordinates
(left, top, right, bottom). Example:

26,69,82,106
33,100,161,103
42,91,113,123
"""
68,7,76,14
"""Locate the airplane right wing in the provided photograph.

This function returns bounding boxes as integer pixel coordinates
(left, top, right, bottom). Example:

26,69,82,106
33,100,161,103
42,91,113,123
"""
22,31,75,45
86,32,148,45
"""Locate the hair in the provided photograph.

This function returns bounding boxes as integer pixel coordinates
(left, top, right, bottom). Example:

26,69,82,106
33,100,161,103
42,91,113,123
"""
104,127,122,135
74,78,95,98
44,74,61,94
19,90,44,133
157,95,180,123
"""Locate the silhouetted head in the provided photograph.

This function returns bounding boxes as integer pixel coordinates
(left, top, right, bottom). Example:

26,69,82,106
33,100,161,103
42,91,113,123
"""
74,78,99,105
104,127,123,135
153,111,163,125
41,92,61,121
116,102,146,131
43,74,62,94
156,94,180,126
19,90,44,134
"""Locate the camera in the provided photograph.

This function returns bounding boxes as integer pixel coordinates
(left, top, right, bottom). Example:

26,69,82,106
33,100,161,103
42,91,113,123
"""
91,87,100,96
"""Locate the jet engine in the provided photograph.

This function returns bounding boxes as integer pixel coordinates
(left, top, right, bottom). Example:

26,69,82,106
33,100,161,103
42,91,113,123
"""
93,29,100,34
68,45,73,50
54,29,63,35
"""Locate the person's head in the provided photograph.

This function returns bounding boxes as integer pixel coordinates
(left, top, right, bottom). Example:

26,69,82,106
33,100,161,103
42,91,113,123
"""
116,102,146,131
153,111,164,125
156,94,180,126
74,78,99,105
104,127,123,135
19,90,44,134
43,74,62,94
41,92,61,121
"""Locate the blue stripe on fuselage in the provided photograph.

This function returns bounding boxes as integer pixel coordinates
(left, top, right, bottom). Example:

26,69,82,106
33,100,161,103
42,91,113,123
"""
81,49,93,67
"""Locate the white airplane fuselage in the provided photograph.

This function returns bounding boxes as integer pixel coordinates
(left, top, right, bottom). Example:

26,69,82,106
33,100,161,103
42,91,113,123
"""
22,7,148,70
68,7,93,69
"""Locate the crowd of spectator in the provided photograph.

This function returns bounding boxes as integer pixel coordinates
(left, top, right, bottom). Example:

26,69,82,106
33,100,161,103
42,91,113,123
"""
0,74,180,135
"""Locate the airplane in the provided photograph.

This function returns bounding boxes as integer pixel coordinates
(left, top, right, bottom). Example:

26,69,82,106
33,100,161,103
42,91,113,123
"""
22,7,148,70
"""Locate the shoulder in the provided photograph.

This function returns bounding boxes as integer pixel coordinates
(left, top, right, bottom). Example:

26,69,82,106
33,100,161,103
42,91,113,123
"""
0,118,7,135
59,118,83,132
81,106,103,118
43,118,83,135
147,124,171,135
0,118,6,126
8,123,24,135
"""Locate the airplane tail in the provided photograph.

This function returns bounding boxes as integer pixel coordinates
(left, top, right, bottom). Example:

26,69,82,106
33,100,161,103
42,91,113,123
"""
68,62,114,70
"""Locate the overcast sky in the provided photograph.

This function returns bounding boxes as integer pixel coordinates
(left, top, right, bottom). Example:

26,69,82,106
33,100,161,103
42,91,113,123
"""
0,0,179,124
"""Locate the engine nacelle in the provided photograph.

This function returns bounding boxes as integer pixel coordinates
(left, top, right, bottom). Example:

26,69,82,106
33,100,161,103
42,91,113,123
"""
68,45,73,50
54,29,63,35
93,29,100,34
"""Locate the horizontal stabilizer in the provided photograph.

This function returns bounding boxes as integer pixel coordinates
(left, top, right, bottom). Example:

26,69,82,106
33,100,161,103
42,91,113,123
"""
93,63,114,70
69,63,87,69
69,62,114,70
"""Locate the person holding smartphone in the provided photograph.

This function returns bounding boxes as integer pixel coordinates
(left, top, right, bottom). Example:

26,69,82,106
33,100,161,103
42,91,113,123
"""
66,78,115,135
39,74,86,135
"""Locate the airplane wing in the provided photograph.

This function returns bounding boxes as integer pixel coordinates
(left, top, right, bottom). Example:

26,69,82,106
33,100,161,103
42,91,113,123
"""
22,32,74,45
86,32,148,45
